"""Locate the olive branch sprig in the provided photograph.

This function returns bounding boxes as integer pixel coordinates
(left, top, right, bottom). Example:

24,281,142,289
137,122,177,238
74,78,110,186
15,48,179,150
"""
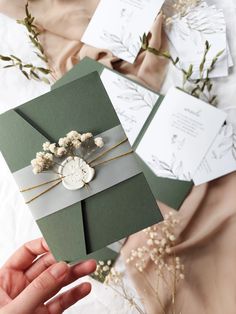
17,2,49,64
0,2,53,84
0,54,51,84
141,33,224,105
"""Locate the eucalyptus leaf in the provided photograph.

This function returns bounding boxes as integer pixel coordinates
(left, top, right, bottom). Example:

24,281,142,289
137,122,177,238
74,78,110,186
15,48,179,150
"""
22,70,30,80
0,55,11,61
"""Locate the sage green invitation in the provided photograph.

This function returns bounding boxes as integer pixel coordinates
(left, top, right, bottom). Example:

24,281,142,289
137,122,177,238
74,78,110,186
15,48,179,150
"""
53,58,193,209
0,72,162,264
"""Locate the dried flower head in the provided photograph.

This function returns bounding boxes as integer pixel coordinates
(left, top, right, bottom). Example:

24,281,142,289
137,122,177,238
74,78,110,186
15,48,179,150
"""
127,212,184,280
31,130,104,174
94,137,104,148
31,152,54,174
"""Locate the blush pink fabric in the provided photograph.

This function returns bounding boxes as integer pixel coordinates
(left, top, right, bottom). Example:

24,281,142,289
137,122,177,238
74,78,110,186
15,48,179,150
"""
122,172,236,314
0,0,168,91
1,1,235,313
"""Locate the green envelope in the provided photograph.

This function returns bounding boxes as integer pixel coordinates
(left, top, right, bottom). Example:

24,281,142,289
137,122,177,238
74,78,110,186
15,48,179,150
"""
0,72,162,264
53,57,194,210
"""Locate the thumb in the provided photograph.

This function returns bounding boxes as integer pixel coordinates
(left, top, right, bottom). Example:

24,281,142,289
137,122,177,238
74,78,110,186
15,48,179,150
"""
8,262,69,314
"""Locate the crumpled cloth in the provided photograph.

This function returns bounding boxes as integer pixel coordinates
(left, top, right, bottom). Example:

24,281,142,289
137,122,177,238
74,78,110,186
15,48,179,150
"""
1,1,236,314
0,0,168,91
122,172,236,314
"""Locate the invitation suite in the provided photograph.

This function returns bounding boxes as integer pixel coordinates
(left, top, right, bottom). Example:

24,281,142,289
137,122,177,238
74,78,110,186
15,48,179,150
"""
136,87,227,181
82,0,165,63
52,57,194,210
0,73,162,265
193,123,236,185
166,1,233,79
100,69,159,145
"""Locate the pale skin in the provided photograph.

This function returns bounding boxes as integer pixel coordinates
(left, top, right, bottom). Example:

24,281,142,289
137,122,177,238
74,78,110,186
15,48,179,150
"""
0,238,97,314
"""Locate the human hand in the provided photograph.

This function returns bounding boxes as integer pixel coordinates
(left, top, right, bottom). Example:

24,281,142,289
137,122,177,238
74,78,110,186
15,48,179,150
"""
0,238,96,314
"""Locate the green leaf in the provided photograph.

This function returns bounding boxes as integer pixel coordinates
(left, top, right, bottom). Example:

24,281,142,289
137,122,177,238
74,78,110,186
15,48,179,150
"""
30,70,40,79
34,52,47,62
0,55,12,61
161,51,171,59
16,20,25,25
186,64,193,79
24,64,33,68
174,57,179,65
10,55,22,62
3,65,15,68
37,67,51,74
21,70,30,80
215,49,225,58
25,2,30,18
41,77,51,85
205,40,210,51
141,33,148,50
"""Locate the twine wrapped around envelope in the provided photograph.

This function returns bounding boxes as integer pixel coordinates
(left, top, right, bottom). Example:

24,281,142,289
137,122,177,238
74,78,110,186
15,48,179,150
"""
13,125,141,220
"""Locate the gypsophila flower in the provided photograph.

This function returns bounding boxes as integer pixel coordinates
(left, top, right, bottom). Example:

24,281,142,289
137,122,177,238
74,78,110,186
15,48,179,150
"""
55,147,67,157
42,141,50,151
32,131,104,175
49,143,56,154
58,137,70,148
94,137,104,148
72,140,81,149
81,132,93,142
31,152,54,174
67,130,81,140
127,211,184,296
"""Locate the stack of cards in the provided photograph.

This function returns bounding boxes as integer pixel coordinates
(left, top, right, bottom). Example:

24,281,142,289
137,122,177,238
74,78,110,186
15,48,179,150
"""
165,1,233,79
82,0,165,63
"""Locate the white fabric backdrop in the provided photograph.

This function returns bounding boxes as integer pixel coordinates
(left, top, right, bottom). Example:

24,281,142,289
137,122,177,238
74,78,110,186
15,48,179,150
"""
0,0,235,313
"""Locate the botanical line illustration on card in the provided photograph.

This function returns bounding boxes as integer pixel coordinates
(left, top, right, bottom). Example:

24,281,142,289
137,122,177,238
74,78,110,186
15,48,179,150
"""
101,28,140,61
208,124,236,160
82,0,165,63
100,69,159,145
193,123,236,185
113,76,157,110
147,153,192,181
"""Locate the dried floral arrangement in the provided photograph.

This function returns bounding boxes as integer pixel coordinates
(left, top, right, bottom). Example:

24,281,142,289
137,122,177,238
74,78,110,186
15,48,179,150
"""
94,212,184,314
20,130,132,204
0,2,52,84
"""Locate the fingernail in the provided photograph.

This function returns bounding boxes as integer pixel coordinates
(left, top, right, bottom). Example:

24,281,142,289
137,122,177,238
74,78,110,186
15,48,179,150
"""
50,262,68,279
42,238,49,250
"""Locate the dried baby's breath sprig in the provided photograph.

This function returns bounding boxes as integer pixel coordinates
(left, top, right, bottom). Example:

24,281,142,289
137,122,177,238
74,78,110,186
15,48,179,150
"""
31,152,54,174
93,260,114,283
0,1,52,84
94,261,145,314
127,212,184,314
141,34,222,105
31,131,104,174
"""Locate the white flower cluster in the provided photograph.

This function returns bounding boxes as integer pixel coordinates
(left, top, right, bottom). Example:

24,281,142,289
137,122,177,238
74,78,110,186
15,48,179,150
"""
58,131,104,150
93,260,113,283
31,130,104,174
31,152,54,174
42,142,67,157
126,212,184,280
